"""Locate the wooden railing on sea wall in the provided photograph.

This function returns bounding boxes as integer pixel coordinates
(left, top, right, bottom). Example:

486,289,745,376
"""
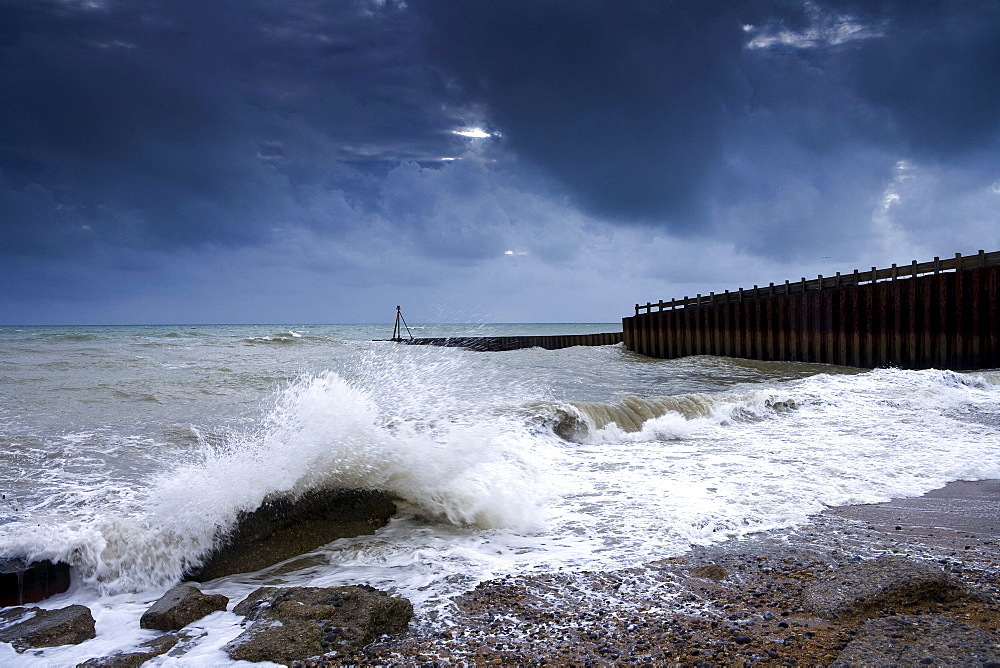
397,332,623,352
622,250,999,370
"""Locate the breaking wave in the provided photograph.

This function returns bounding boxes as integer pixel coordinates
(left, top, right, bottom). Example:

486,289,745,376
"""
0,371,551,593
540,390,799,442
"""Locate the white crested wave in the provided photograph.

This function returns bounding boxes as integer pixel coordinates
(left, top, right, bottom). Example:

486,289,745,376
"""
1,370,553,594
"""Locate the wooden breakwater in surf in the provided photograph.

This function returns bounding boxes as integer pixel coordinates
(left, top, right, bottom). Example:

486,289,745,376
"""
385,332,623,352
623,250,999,370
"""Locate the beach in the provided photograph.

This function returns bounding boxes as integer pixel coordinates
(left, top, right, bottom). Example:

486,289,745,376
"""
305,480,1000,666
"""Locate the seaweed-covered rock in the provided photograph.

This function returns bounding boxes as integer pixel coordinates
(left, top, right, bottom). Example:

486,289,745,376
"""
0,604,95,652
77,633,180,667
831,614,1000,667
140,583,228,631
689,563,729,580
187,488,396,581
225,585,412,665
803,555,968,619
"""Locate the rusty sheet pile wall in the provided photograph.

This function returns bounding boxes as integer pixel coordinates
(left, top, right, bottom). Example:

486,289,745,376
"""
623,251,999,370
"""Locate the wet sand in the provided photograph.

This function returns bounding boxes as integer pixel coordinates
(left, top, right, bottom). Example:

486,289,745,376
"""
302,480,1000,666
825,479,1000,551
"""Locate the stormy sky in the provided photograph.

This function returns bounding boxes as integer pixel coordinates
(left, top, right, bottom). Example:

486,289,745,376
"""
2,0,998,325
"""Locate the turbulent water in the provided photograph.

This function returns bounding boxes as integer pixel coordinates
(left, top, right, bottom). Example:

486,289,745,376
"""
2,323,999,665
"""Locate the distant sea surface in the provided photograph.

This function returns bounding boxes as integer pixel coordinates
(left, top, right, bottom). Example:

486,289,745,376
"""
2,324,999,664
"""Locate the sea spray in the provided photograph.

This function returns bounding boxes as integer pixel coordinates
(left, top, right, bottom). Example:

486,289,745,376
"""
8,370,551,594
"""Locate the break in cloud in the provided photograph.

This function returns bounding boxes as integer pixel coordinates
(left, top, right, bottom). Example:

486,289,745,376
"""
1,0,998,324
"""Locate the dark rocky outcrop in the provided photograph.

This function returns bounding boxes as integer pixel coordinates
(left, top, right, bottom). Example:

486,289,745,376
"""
139,583,228,631
0,604,95,652
225,585,412,665
77,633,180,668
831,614,1000,667
802,555,969,619
187,488,396,582
1,558,72,607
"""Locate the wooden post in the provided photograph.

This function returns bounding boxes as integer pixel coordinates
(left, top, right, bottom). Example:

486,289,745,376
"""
920,273,933,367
954,253,964,369
821,285,834,364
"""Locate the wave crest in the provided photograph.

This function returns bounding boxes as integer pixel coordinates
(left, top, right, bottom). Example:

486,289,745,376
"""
2,371,550,593
540,390,800,443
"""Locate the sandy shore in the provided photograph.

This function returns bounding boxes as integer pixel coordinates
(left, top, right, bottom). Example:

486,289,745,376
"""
300,480,1000,666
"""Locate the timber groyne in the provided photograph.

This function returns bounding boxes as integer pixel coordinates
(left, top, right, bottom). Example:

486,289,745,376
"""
623,250,999,370
396,332,623,352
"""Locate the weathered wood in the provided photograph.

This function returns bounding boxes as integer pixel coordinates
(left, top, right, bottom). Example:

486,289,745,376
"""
392,332,623,352
622,251,998,370
633,250,1000,315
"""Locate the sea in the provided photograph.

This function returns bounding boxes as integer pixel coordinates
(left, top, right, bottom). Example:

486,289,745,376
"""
2,323,999,665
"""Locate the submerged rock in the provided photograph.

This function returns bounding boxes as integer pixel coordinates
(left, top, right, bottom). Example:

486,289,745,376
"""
0,558,72,607
139,583,228,631
225,585,413,665
690,563,729,581
186,488,396,581
0,604,95,652
77,633,180,668
803,555,969,619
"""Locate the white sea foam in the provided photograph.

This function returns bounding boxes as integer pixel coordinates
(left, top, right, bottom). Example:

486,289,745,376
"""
539,367,1000,566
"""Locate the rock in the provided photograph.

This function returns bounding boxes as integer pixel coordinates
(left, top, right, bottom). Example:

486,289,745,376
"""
77,633,180,667
186,488,396,581
1,557,72,607
225,585,413,665
690,563,729,580
831,614,1000,667
0,604,95,652
139,583,228,631
802,556,968,619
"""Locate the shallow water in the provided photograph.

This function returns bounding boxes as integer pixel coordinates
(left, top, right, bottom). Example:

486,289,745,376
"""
2,324,998,665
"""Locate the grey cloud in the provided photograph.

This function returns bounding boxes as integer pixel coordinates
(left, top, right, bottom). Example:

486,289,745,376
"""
0,0,468,259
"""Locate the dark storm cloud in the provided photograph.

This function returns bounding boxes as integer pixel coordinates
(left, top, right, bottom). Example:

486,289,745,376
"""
412,0,753,227
412,0,1000,230
0,0,466,259
829,2,1000,157
4,0,997,258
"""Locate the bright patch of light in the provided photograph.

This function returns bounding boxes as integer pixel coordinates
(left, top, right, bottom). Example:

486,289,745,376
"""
93,40,137,49
454,128,492,139
504,250,527,256
991,181,1000,195
745,4,884,50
